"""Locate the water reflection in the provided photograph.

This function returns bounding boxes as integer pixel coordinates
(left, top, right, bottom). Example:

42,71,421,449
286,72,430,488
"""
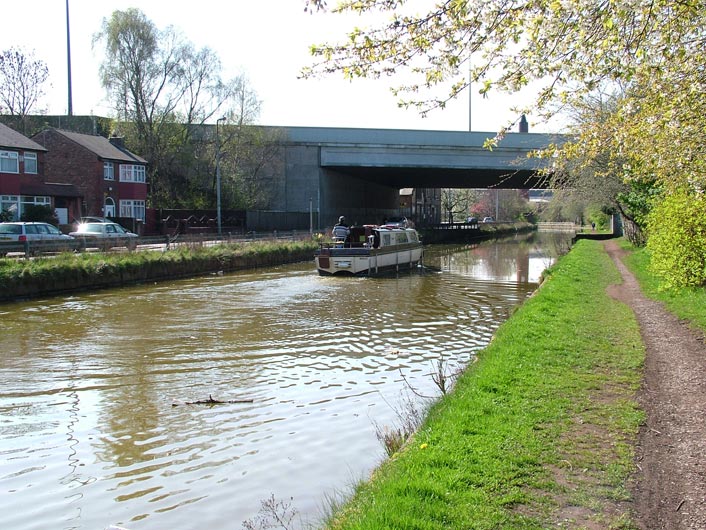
0,233,571,530
426,231,570,283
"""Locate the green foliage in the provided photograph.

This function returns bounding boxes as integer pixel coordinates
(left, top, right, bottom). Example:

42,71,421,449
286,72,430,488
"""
308,2,706,284
95,8,270,210
646,188,706,288
624,242,706,333
20,204,58,224
584,204,609,230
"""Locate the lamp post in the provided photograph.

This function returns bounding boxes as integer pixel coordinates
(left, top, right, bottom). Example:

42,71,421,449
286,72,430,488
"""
216,116,227,237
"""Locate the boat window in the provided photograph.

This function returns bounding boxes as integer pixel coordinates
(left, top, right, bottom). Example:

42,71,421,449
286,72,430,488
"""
398,233,409,243
382,234,391,246
408,232,418,242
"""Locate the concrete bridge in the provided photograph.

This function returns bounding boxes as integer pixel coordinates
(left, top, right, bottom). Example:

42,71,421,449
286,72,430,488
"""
253,126,565,230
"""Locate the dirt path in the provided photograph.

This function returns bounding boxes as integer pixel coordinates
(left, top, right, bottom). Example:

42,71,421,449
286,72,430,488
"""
604,240,706,529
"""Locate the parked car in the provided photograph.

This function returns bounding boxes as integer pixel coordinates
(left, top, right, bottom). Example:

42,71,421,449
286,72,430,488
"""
69,222,138,250
79,216,111,223
482,216,495,223
465,216,478,224
0,222,73,242
384,216,410,228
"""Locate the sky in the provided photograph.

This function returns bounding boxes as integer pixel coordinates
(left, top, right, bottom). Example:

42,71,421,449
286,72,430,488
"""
3,0,561,133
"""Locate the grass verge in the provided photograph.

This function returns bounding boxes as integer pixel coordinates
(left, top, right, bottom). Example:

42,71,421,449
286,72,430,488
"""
324,239,645,530
0,239,319,302
620,240,706,335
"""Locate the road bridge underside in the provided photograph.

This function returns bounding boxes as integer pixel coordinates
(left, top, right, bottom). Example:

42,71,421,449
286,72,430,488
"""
318,143,550,190
322,165,545,190
275,137,554,229
320,168,400,226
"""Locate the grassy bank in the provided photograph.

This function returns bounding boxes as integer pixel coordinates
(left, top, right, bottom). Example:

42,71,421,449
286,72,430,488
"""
0,239,319,302
325,239,645,529
622,241,706,334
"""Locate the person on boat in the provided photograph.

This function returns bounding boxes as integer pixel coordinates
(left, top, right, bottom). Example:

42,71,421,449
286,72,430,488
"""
331,216,350,243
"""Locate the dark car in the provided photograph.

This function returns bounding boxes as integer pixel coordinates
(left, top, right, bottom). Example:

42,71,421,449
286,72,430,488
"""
69,222,138,250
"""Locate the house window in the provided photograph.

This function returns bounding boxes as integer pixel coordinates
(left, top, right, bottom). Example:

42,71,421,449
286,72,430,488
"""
119,164,146,183
21,196,50,208
120,199,145,221
1,195,19,220
24,152,37,174
104,161,114,180
0,150,19,173
0,195,49,220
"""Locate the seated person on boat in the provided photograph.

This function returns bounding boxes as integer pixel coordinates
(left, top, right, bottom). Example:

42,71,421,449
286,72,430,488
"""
331,216,350,246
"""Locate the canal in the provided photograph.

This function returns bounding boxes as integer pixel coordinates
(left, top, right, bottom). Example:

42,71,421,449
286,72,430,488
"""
0,232,571,530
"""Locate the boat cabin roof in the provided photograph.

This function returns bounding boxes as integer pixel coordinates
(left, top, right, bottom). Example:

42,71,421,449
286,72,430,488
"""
345,224,419,248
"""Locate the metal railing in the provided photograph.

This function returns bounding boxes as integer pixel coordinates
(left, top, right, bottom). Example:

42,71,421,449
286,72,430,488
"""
0,230,318,259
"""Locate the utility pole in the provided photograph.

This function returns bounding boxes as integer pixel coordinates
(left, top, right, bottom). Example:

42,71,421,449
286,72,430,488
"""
65,0,73,116
215,117,227,236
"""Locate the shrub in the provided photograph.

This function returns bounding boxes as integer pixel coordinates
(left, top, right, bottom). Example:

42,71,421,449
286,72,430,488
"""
0,208,13,222
647,187,706,288
21,204,58,224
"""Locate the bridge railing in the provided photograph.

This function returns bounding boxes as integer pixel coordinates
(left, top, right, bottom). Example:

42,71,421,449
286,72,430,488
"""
426,221,480,230
536,222,578,232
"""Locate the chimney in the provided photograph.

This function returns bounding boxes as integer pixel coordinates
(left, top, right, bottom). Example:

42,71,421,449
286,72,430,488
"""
109,136,125,149
519,114,529,133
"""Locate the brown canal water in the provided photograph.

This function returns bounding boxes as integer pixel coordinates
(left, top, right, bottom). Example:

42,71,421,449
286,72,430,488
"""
0,233,571,530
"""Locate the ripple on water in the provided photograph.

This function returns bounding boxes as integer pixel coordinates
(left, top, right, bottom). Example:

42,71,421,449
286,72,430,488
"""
0,237,567,530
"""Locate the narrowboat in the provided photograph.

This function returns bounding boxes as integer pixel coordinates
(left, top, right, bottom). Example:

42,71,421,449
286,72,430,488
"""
315,224,423,276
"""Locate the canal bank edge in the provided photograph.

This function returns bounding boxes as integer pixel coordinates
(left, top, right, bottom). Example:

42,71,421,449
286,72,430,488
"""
417,221,535,244
0,240,319,303
0,225,534,303
323,239,644,529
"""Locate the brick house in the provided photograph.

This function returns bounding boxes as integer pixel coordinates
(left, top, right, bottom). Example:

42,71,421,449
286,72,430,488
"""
32,128,148,228
0,122,81,224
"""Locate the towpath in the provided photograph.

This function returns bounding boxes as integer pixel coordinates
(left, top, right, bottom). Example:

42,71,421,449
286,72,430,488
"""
604,240,706,529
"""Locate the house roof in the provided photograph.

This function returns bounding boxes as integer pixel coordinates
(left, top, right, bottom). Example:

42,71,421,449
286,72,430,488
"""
35,128,147,164
0,122,47,152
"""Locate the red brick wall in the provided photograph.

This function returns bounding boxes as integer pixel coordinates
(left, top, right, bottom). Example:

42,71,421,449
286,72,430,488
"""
116,179,148,201
33,129,105,216
0,149,46,195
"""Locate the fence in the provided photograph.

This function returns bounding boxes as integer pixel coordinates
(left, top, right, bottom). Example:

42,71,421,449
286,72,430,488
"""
0,230,317,259
246,210,319,232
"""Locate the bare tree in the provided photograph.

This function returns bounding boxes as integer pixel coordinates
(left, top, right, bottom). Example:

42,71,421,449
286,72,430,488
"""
0,47,49,130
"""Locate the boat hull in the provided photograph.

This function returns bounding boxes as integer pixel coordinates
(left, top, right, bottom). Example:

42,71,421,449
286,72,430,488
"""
315,243,423,276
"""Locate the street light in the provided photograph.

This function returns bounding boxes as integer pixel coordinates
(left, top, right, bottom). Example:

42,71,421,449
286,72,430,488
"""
216,116,227,237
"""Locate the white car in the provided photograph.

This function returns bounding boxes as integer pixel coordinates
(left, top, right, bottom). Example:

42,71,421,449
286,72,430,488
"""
0,222,73,242
69,222,138,250
385,216,409,228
